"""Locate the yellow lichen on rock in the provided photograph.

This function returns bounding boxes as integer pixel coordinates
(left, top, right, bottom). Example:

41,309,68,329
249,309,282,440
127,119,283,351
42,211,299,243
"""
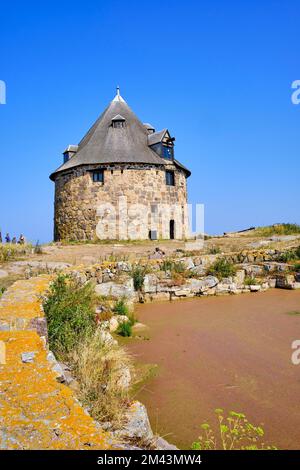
0,275,113,450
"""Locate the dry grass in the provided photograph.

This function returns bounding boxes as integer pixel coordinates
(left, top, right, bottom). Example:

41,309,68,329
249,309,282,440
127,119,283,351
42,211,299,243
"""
249,224,300,237
0,243,32,262
70,329,132,427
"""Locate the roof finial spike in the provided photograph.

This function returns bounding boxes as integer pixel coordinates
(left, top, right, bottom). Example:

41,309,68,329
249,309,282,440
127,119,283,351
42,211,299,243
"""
112,86,125,103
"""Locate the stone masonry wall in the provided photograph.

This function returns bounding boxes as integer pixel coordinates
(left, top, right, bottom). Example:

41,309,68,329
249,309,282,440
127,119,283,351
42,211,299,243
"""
54,163,189,241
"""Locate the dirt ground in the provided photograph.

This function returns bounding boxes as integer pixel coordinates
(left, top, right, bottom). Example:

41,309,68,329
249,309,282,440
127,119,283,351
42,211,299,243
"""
19,233,300,265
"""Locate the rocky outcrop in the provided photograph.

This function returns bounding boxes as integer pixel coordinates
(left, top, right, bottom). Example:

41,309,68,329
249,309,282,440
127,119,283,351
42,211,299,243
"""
95,279,136,300
276,274,300,290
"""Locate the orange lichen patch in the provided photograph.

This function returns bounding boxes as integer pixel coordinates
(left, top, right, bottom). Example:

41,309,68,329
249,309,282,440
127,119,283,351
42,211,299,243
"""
0,275,52,322
0,330,112,449
0,276,114,449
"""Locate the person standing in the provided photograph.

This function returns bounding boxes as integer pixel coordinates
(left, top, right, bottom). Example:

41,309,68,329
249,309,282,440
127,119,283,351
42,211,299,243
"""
5,233,10,243
19,234,25,245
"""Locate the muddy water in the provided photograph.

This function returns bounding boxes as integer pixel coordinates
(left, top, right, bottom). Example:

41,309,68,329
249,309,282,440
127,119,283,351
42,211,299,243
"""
127,290,300,449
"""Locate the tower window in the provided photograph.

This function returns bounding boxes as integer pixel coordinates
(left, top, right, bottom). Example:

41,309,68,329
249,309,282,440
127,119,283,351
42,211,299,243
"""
92,170,104,183
166,170,175,186
112,121,125,128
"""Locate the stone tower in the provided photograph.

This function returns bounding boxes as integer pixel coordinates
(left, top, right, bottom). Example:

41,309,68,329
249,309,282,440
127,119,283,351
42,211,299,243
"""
50,89,191,241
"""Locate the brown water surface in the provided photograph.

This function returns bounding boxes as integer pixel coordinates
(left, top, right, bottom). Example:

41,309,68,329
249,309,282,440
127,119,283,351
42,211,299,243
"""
127,290,300,449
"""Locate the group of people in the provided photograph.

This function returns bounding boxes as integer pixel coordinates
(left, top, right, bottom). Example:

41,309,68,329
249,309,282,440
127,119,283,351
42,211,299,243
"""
0,232,25,245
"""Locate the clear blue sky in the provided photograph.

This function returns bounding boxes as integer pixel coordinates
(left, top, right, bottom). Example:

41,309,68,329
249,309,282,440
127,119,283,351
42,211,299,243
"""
0,0,299,242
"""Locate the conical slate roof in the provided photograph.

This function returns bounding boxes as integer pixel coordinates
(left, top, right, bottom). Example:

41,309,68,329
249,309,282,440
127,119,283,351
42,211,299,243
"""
50,91,190,180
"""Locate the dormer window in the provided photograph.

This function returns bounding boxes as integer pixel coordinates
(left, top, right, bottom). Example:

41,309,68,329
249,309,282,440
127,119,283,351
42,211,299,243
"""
111,114,126,128
62,145,78,163
148,129,175,160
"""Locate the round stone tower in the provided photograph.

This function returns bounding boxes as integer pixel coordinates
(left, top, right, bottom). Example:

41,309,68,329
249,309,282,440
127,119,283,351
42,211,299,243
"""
50,89,191,241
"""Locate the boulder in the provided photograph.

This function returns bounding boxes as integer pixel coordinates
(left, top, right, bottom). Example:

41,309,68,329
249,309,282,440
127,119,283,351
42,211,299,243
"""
0,269,8,278
115,366,131,390
261,282,269,291
190,265,206,276
194,276,219,293
268,278,277,288
109,317,119,332
95,279,135,300
181,257,194,270
250,285,261,292
243,265,264,276
173,289,192,297
276,274,296,289
216,282,238,294
51,362,67,383
233,270,245,286
154,436,178,450
113,401,153,443
116,261,132,272
109,315,128,332
143,274,158,294
99,330,117,346
144,292,170,302
21,352,36,363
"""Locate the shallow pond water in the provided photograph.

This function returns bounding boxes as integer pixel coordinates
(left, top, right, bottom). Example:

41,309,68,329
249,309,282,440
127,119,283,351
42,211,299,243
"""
126,289,300,449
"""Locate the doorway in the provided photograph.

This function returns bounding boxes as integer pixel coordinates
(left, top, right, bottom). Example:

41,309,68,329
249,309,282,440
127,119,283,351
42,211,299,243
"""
169,220,175,240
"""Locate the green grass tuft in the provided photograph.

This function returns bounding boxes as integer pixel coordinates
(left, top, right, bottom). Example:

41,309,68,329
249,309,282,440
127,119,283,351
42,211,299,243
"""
206,258,237,279
117,320,133,337
113,298,129,316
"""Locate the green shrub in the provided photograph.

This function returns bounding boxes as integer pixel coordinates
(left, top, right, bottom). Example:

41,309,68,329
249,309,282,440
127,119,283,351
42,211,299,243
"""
192,408,276,450
117,320,132,337
0,287,6,299
113,298,129,316
131,265,150,291
43,274,97,356
161,259,174,272
161,259,186,274
293,263,300,272
127,312,137,326
244,276,260,286
206,258,237,279
278,250,297,262
278,246,300,262
208,246,221,255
